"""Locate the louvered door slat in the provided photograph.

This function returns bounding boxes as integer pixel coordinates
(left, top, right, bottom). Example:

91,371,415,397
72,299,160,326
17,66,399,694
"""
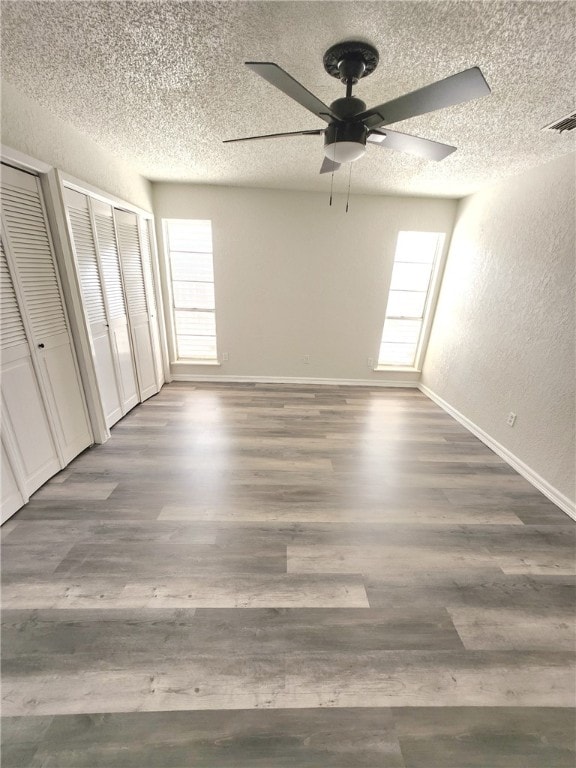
1,198,43,212
4,227,49,238
19,280,64,290
1,185,42,201
2,207,45,222
1,206,45,220
26,300,65,311
0,239,27,351
1,180,67,341
67,207,107,326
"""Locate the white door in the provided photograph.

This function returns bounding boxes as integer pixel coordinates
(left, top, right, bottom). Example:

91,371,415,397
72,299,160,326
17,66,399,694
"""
138,216,164,390
1,165,92,465
91,199,139,412
114,209,159,401
65,188,123,427
1,437,26,524
0,238,60,499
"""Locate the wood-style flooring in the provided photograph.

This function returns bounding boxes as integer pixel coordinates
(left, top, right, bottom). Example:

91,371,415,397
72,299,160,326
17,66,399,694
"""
2,383,575,767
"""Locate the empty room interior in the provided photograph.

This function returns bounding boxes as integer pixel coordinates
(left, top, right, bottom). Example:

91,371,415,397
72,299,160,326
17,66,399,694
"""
1,1,575,766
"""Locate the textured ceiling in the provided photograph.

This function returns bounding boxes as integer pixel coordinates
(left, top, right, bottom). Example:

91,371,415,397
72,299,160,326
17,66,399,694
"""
1,1,575,197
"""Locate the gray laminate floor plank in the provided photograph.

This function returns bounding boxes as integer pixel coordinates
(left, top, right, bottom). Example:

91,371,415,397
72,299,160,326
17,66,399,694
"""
1,573,369,609
393,707,576,767
3,650,574,715
2,382,574,765
1,606,463,666
2,709,405,767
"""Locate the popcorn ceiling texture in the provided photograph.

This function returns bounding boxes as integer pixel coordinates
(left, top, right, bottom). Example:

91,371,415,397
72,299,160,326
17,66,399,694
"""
1,82,152,210
422,154,576,502
1,1,575,197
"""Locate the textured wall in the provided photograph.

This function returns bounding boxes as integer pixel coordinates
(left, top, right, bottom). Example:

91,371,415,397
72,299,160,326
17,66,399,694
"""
1,81,152,210
422,154,575,502
153,183,457,383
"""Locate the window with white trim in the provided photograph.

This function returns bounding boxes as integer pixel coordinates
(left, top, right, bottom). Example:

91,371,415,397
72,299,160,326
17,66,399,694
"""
164,219,217,361
378,231,444,368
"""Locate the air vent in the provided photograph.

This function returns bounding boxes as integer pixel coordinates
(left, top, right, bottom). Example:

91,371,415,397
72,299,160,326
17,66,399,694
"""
542,111,576,133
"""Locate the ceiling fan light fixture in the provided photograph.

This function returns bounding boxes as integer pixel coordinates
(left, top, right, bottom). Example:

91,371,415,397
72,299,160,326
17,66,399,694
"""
324,141,366,163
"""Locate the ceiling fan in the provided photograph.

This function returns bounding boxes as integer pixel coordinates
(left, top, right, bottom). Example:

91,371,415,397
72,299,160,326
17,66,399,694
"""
224,41,491,173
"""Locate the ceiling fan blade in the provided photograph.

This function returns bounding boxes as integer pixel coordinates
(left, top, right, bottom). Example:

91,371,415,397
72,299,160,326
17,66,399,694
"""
223,129,324,144
246,62,338,123
357,67,491,130
320,157,341,174
368,129,456,161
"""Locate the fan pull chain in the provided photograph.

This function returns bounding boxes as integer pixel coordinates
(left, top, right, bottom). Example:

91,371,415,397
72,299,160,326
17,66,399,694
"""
329,124,338,207
329,168,334,206
345,162,353,213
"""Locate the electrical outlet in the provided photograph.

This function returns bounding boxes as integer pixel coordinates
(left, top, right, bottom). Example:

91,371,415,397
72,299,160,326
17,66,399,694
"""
221,352,229,362
303,355,310,365
506,412,517,427
367,357,374,369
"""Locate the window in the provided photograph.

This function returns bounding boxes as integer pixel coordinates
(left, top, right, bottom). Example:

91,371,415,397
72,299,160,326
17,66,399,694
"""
164,219,217,361
378,231,444,368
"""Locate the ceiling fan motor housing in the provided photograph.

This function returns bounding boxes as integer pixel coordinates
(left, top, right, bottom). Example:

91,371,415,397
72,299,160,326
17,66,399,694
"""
330,97,367,119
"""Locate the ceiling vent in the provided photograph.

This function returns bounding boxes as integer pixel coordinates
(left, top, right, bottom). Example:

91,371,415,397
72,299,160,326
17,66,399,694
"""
542,111,576,133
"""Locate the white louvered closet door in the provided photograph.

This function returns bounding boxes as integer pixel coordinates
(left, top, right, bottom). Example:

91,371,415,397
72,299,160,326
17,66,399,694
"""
0,236,60,517
65,188,123,427
114,209,159,401
1,165,92,468
138,216,164,390
91,199,139,413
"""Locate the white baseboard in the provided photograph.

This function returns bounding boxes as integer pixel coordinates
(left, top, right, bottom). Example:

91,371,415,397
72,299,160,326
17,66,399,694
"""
419,383,576,521
171,374,419,388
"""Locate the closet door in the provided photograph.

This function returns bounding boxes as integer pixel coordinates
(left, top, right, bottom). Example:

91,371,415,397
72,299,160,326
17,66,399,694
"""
65,189,123,427
0,238,60,498
114,209,159,401
1,437,26,524
91,199,139,412
1,165,91,465
138,217,164,389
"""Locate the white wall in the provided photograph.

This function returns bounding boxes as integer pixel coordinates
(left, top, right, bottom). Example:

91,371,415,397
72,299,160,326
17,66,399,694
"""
152,183,457,384
422,154,575,505
1,81,152,211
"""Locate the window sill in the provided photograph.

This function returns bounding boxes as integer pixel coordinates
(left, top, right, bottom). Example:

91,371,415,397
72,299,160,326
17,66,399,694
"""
374,366,421,373
172,360,221,366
